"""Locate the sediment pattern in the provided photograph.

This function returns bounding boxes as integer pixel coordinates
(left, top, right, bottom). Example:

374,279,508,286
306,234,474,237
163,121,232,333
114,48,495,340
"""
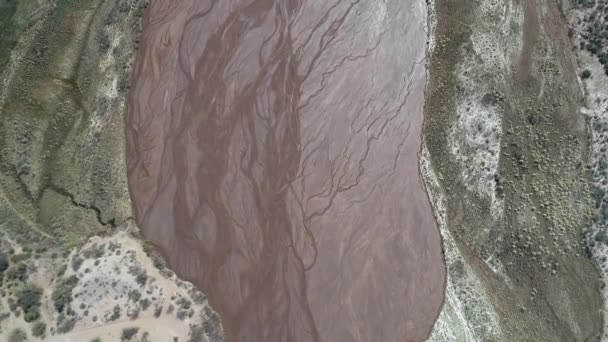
126,1,446,341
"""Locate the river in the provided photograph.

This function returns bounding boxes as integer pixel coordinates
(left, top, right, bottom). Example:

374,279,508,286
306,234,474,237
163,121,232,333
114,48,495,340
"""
126,1,445,341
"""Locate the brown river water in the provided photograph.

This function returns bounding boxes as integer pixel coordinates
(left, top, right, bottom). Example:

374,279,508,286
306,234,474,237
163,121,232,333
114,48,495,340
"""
126,0,445,341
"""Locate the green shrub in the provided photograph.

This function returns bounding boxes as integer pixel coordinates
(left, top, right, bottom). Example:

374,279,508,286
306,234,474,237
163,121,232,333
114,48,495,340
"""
23,310,39,322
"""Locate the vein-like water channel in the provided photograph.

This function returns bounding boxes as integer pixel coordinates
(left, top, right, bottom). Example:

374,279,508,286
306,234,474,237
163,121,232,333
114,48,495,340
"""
126,1,445,341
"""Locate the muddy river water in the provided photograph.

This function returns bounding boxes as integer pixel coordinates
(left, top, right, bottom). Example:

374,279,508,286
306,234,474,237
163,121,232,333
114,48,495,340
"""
126,0,445,341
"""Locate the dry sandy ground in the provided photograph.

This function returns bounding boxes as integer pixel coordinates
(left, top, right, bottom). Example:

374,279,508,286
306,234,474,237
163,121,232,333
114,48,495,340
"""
0,228,223,342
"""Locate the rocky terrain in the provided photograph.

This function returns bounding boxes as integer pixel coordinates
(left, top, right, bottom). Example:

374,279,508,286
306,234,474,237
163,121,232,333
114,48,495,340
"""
423,0,605,340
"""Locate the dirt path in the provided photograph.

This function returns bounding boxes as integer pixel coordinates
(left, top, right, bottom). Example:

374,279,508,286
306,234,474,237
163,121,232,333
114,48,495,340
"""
126,1,446,341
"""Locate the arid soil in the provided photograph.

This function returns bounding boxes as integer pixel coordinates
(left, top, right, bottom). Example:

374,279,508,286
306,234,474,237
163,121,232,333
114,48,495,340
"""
126,1,445,341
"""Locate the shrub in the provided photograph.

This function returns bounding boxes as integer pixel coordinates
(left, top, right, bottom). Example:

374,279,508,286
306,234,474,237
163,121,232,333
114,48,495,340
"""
108,242,121,253
176,297,191,310
32,321,46,337
128,308,140,320
82,245,105,259
129,266,148,286
176,309,188,320
143,241,154,256
23,310,39,322
140,298,151,311
582,69,592,79
204,310,223,342
18,285,42,322
0,253,8,272
6,263,27,281
52,275,79,313
121,327,140,341
109,304,121,321
189,324,205,342
71,256,84,271
135,272,148,286
595,230,608,244
128,290,141,302
57,264,67,277
153,305,162,318
56,315,77,334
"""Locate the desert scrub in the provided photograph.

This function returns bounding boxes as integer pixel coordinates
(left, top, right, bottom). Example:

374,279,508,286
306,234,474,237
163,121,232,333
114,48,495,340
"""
52,275,78,313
